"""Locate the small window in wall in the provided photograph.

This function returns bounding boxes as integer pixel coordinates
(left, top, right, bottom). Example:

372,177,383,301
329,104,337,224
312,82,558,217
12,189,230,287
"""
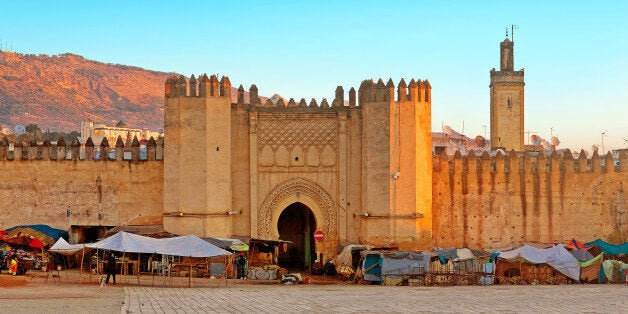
434,146,446,155
123,151,132,160
139,145,147,160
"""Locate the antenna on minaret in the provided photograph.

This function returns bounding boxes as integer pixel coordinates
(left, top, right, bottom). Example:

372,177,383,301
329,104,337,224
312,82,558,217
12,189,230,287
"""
511,24,519,42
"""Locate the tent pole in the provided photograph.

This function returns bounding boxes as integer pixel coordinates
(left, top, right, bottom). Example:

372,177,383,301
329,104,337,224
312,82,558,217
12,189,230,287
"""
64,255,69,280
94,249,98,282
225,255,228,287
137,253,141,285
189,256,192,288
122,251,126,284
80,247,85,284
152,253,155,287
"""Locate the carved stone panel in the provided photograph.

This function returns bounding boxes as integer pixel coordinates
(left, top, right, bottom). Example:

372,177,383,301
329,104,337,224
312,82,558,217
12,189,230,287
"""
257,178,337,239
257,116,337,151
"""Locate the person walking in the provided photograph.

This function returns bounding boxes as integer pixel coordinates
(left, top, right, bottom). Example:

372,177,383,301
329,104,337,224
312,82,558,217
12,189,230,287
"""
105,252,117,284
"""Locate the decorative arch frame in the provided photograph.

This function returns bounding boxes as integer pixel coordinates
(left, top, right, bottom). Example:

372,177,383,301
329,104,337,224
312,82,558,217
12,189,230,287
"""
257,178,337,239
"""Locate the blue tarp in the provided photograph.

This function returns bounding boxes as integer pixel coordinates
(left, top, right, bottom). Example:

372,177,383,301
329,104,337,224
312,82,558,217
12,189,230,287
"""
361,251,383,282
6,224,68,241
586,239,628,256
381,251,430,276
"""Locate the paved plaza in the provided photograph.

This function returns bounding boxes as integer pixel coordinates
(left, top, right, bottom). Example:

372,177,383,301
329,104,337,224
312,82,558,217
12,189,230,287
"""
122,285,628,313
2,271,627,314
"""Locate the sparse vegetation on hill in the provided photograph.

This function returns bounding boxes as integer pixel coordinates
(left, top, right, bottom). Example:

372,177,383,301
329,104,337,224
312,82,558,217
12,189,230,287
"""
0,50,170,133
0,50,262,135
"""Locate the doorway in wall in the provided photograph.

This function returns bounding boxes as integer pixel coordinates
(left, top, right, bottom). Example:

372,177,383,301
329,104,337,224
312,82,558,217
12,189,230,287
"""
277,202,316,270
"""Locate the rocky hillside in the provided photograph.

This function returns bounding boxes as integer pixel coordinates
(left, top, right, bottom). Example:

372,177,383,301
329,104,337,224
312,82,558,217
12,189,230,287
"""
0,51,263,134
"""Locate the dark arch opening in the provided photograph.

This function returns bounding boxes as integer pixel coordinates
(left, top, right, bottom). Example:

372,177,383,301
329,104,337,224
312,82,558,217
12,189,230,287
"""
277,202,316,270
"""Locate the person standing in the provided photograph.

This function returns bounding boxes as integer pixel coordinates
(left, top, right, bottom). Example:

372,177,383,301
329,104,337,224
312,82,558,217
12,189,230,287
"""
235,252,247,279
9,255,18,276
105,252,117,284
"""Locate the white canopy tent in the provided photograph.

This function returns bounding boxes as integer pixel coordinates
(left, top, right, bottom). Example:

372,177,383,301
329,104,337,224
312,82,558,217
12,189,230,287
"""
85,231,232,286
159,235,231,257
86,231,159,253
49,238,92,256
85,231,231,257
49,237,95,277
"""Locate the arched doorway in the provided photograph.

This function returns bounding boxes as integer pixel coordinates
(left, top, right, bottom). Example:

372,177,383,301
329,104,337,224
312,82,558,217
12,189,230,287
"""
277,202,316,270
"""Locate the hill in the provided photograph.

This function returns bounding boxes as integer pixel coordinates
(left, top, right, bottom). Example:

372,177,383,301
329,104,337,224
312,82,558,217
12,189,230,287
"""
0,51,263,135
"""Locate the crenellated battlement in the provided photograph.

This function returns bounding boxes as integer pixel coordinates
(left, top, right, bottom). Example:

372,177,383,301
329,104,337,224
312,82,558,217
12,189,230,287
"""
165,75,431,111
357,78,431,104
165,74,232,99
0,135,163,162
432,149,627,175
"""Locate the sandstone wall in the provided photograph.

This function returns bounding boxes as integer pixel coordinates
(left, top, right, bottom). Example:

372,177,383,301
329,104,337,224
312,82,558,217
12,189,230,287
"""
0,156,164,237
432,150,628,249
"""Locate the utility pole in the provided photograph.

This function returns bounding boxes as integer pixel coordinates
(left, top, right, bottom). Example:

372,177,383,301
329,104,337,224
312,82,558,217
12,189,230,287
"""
601,131,607,154
482,125,487,138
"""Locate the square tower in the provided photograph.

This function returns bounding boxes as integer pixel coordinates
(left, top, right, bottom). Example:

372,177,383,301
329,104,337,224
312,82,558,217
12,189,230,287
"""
163,74,234,238
490,37,525,151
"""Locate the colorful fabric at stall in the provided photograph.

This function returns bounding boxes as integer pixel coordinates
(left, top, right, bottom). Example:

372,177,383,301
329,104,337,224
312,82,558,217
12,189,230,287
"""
579,253,603,283
585,239,628,256
565,238,587,251
4,224,68,245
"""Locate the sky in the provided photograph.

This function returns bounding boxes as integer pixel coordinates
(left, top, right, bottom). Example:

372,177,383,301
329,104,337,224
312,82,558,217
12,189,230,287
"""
2,1,627,152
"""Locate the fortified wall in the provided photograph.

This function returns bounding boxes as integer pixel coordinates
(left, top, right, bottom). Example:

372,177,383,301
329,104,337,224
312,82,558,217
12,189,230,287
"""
0,136,164,243
432,150,628,249
2,70,626,258
163,74,433,261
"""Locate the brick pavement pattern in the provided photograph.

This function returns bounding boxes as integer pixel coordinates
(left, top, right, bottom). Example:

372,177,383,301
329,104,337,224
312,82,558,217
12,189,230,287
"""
123,285,628,313
0,284,123,314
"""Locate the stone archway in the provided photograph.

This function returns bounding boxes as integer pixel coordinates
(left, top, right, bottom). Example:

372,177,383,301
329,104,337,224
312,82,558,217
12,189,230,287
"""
257,178,337,241
277,202,316,270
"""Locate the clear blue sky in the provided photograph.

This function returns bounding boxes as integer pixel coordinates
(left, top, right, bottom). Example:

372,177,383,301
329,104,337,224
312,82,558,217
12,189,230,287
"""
2,1,626,152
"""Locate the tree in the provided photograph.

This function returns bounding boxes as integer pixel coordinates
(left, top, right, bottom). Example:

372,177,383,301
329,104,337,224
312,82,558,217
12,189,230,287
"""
25,124,43,142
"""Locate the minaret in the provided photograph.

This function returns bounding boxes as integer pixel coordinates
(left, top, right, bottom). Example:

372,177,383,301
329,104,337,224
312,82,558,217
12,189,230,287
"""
490,35,525,151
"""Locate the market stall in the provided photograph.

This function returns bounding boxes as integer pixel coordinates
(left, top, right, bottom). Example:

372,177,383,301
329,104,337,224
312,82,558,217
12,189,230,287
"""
86,231,232,286
246,238,291,280
1,234,49,274
496,244,579,284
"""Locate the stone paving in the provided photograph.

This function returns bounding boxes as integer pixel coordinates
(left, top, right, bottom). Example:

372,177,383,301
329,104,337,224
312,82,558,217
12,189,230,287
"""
123,284,628,313
2,270,628,314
